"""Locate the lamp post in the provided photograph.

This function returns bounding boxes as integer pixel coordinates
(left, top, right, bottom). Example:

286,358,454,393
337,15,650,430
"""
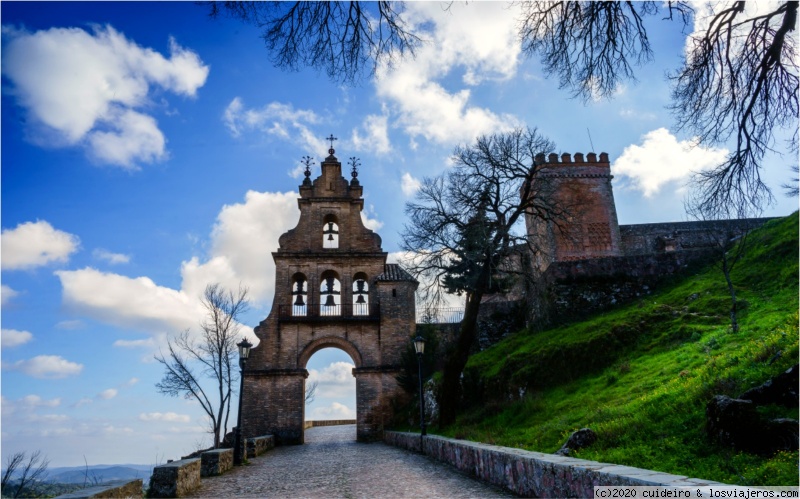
413,335,426,451
234,337,253,466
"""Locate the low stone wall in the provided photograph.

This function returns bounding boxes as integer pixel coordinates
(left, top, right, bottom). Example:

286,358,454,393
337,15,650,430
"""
54,479,143,498
304,419,357,429
247,435,275,458
148,458,201,498
200,448,233,477
384,431,725,497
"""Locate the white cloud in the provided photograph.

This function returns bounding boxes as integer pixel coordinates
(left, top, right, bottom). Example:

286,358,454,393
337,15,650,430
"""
308,402,355,420
400,172,422,196
2,25,208,168
127,377,139,386
375,2,521,145
1,220,79,270
87,108,166,166
351,114,391,155
180,190,300,305
56,319,85,330
1,328,33,348
1,285,19,306
56,267,201,334
613,128,728,197
2,395,61,416
360,205,384,232
113,337,158,349
223,98,326,156
307,361,355,399
139,412,191,423
5,355,83,379
55,190,298,345
22,394,61,408
93,248,131,265
98,388,118,400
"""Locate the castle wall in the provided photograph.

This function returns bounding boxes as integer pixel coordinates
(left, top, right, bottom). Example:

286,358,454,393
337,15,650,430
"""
619,218,776,256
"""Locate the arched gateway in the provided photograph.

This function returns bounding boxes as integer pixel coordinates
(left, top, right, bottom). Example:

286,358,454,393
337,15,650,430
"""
241,145,418,444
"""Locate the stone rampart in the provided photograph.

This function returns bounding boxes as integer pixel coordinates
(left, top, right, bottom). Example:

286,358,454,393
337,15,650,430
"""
619,218,775,256
147,458,200,498
384,431,725,497
54,479,143,498
246,434,275,458
200,448,233,477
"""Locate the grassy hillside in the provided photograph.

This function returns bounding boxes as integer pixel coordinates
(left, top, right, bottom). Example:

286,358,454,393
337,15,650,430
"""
449,213,799,486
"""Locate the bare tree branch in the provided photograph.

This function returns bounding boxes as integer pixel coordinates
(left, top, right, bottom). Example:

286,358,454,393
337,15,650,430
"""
2,450,49,499
672,1,798,215
204,1,421,84
155,283,249,448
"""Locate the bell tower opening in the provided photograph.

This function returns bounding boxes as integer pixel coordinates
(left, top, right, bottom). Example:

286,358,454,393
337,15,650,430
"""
323,214,339,249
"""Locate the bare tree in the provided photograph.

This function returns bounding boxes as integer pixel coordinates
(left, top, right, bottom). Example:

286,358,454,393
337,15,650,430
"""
155,284,249,448
685,192,761,333
304,380,319,405
204,1,421,83
401,127,566,426
1,450,49,498
517,1,798,215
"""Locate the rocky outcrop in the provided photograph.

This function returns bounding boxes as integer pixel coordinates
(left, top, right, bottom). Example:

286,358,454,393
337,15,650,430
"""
706,395,798,455
739,365,798,408
555,428,597,456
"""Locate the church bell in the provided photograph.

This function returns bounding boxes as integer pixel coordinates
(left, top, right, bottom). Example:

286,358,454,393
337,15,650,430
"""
324,294,336,307
294,294,305,306
355,294,366,304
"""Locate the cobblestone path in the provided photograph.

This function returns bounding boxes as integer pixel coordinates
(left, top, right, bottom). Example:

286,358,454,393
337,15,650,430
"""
190,425,513,498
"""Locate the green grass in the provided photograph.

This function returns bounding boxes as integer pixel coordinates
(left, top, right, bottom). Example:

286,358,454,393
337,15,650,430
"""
447,213,799,486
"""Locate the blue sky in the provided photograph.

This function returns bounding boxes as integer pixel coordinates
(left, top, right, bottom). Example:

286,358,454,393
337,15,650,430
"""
1,2,796,467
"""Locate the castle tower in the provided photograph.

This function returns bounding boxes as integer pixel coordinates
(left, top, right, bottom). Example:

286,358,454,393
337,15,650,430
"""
526,152,622,267
241,142,417,445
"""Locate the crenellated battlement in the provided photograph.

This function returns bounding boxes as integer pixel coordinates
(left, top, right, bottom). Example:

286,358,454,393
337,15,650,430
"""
535,152,610,167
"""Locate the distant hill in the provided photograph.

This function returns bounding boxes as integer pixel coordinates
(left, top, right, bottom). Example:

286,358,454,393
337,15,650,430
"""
46,464,153,484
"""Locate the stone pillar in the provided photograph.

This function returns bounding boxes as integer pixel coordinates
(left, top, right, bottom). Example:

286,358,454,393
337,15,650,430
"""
241,369,307,445
353,367,406,442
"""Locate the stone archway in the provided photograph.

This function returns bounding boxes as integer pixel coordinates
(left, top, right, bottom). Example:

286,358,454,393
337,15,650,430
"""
239,146,418,445
299,336,363,369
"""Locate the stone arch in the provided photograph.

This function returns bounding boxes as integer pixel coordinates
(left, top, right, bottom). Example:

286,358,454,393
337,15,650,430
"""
298,336,363,369
322,214,339,249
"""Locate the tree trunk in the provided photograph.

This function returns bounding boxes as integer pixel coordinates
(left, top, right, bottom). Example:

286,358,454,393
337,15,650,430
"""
722,254,739,333
438,288,484,427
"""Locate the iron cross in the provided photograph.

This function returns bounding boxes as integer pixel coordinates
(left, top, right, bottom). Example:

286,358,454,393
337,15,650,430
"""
326,134,338,149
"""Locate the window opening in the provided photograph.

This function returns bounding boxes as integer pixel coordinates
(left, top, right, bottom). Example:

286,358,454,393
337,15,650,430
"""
323,216,339,249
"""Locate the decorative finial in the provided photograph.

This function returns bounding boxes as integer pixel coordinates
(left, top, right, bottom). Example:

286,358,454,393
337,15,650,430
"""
326,134,338,155
301,155,313,178
348,157,360,178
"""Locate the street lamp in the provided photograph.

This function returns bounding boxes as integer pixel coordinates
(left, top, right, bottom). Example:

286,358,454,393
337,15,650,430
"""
413,335,427,451
234,337,253,466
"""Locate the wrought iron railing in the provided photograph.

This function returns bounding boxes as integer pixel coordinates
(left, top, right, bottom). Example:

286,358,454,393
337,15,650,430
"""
278,302,380,321
417,307,465,324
